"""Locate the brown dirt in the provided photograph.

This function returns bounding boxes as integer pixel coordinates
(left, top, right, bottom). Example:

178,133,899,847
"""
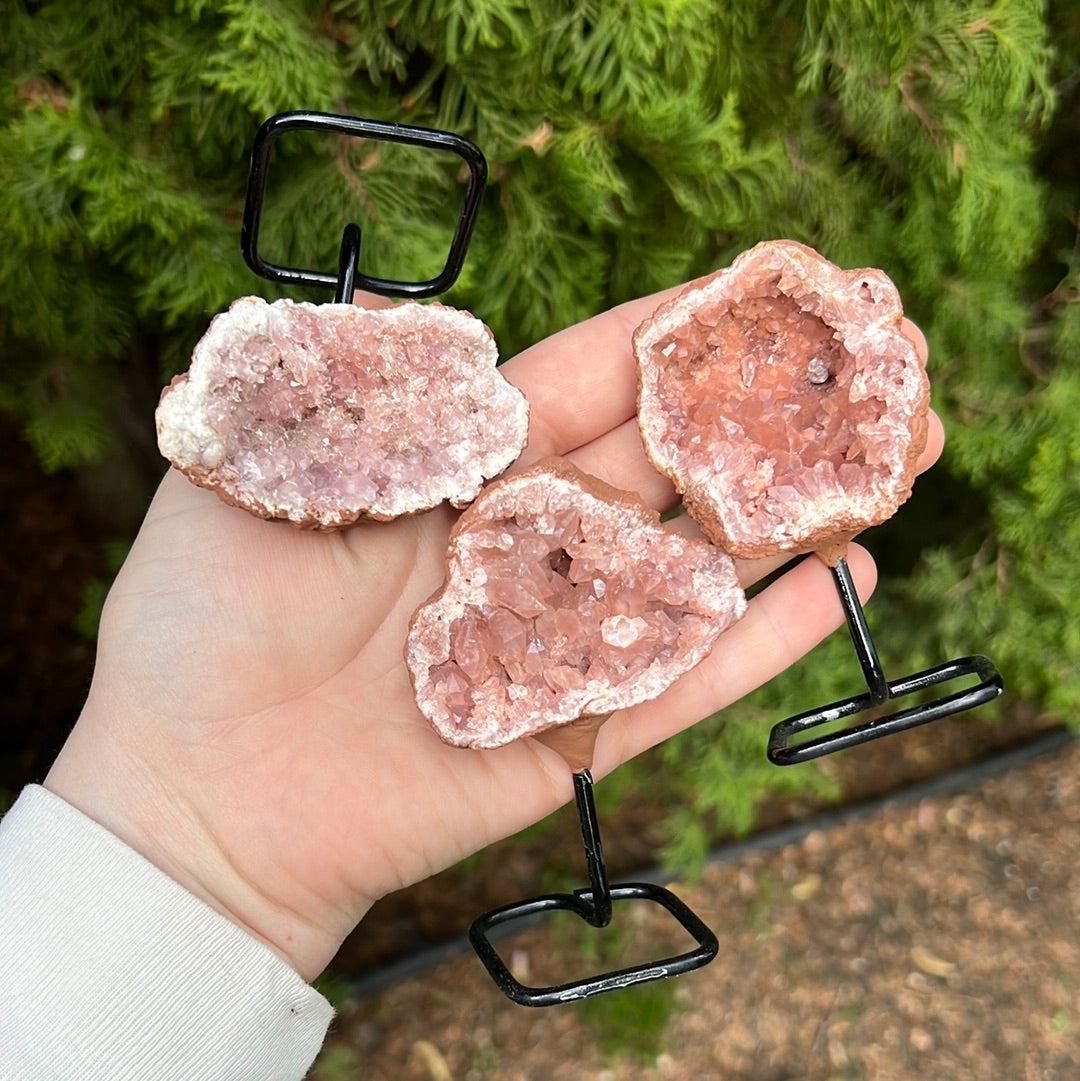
331,702,1056,978
318,737,1080,1081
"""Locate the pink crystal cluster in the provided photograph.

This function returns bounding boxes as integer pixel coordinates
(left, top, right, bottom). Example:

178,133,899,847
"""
156,297,528,527
634,241,929,559
407,460,746,750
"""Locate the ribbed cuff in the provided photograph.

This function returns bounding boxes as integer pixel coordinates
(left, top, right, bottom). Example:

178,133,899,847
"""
0,785,334,1081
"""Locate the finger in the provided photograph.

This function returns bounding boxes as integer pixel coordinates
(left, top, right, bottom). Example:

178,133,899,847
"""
917,411,945,473
505,296,934,455
562,417,677,510
591,544,877,773
502,286,686,463
901,318,928,367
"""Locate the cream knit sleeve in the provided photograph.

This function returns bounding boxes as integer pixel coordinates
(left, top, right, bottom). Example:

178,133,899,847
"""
0,786,334,1081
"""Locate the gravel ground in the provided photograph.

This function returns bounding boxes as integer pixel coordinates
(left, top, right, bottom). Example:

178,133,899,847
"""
316,737,1080,1081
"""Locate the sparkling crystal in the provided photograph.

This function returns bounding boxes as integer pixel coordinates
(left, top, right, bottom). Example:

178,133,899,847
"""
407,460,747,750
634,240,930,558
156,296,529,528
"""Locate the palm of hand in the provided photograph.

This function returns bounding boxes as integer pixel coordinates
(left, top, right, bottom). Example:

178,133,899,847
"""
88,472,573,973
49,295,940,980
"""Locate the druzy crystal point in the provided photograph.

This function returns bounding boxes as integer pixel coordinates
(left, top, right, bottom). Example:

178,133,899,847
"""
634,241,929,561
156,297,528,527
407,459,747,752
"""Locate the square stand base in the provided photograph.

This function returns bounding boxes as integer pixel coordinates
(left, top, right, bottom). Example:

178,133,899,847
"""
469,881,718,1007
768,654,1004,766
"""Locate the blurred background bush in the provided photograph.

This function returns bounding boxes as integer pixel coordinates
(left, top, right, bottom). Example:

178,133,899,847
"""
1,0,1077,855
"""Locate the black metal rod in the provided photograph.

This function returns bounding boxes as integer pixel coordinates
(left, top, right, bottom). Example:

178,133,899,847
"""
468,770,720,1005
572,769,613,928
767,553,1005,765
831,556,889,704
333,223,362,304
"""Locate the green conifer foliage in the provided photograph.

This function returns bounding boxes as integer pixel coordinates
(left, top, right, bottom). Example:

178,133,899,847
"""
2,1,1077,839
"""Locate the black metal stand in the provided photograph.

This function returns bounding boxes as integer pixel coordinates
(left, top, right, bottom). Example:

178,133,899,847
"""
236,112,716,1007
768,556,1004,766
469,769,718,1006
240,111,487,300
233,110,1006,1005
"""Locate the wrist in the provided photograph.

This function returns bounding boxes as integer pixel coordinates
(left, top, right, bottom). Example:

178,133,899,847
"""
43,703,355,982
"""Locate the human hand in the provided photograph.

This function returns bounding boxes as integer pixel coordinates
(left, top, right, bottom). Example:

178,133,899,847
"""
44,288,942,982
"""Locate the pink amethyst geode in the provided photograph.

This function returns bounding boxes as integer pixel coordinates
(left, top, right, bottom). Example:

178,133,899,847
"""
634,241,929,562
407,459,747,753
155,297,528,527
